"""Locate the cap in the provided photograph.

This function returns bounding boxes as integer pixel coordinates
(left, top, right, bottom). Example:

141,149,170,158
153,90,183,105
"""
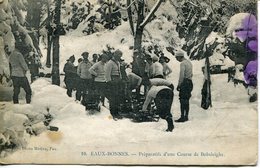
67,55,75,61
152,55,159,61
81,52,89,57
114,49,123,57
100,54,108,59
175,51,184,57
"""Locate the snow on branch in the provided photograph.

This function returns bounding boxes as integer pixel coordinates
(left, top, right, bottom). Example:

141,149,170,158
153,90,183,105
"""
140,0,164,28
112,0,138,14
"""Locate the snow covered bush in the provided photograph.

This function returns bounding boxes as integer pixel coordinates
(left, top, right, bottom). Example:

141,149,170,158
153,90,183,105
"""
0,0,42,84
61,0,123,35
174,0,257,60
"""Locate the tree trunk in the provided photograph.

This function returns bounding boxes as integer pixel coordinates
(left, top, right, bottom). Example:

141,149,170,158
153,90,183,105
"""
132,0,145,77
46,3,52,68
52,0,61,85
46,34,52,68
132,27,145,77
127,0,135,35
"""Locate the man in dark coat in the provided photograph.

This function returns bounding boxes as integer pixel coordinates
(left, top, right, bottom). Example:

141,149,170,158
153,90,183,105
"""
63,55,77,97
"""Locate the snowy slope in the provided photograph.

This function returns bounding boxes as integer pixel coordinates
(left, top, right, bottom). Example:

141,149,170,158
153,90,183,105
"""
1,6,257,165
1,56,257,165
41,19,181,73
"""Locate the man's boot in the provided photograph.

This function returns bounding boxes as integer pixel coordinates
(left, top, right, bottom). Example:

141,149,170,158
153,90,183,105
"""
166,117,174,132
26,95,31,104
13,96,19,104
176,99,186,122
184,115,189,122
175,116,185,122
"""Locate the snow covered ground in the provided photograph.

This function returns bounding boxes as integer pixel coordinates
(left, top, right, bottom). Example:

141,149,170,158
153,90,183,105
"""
1,54,257,165
1,20,257,165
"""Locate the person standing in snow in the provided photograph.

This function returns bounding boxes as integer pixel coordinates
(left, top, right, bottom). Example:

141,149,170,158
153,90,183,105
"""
175,51,193,122
144,56,153,79
74,58,83,99
105,49,124,120
125,72,143,101
144,56,153,95
159,56,172,79
89,54,108,106
151,55,164,79
142,85,174,132
91,53,99,64
9,45,32,104
63,55,77,97
76,52,93,102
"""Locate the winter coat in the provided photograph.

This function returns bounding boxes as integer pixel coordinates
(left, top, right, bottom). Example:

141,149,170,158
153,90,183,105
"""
178,59,193,86
77,60,93,79
105,59,121,82
63,61,77,78
9,50,28,77
89,61,106,82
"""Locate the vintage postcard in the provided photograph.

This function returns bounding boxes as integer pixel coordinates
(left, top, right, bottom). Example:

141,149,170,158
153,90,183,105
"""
0,0,258,166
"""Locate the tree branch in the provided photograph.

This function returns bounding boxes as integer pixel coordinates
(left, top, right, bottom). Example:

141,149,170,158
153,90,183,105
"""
112,0,137,13
127,0,135,35
139,0,164,28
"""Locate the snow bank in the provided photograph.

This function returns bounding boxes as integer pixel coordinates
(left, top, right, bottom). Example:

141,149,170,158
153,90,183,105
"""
0,42,256,164
57,22,133,68
56,18,180,71
3,58,257,164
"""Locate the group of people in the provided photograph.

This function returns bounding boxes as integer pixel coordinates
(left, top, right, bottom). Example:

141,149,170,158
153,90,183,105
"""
63,49,193,132
6,43,193,132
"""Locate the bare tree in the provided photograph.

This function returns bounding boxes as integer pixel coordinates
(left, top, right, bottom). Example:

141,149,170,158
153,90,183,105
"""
127,0,165,77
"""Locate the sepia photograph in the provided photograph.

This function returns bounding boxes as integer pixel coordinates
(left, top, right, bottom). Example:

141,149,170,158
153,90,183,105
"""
0,0,258,166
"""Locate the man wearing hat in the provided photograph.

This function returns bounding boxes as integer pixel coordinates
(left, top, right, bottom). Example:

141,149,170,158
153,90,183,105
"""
151,55,164,78
63,55,77,97
175,51,193,122
105,49,124,120
77,52,93,102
